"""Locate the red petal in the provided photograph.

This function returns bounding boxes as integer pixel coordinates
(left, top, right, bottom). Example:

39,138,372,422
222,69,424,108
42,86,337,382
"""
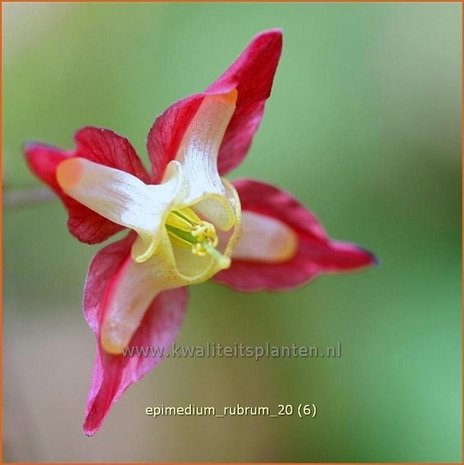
214,179,377,292
146,95,204,182
24,127,150,244
146,29,282,181
82,233,188,436
208,29,283,174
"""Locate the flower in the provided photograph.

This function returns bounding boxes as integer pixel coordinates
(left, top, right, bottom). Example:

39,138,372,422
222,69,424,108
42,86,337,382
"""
24,29,376,436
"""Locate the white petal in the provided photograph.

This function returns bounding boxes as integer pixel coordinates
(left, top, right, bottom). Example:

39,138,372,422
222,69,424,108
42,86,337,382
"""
100,258,161,354
232,211,298,263
57,158,182,259
100,226,233,354
175,91,238,231
100,230,183,354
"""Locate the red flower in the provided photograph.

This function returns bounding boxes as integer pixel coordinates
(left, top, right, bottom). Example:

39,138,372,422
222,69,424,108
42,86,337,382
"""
24,29,375,436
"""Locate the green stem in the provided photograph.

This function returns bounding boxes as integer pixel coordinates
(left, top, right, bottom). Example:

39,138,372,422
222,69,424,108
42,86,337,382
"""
3,186,56,209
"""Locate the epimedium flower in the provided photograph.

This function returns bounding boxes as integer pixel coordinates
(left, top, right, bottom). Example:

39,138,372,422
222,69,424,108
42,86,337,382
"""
24,29,376,436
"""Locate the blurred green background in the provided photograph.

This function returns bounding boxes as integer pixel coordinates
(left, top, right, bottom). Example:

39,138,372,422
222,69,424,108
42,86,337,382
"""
3,2,461,462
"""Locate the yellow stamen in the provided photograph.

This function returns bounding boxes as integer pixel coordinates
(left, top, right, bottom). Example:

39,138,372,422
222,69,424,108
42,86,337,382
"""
165,207,230,269
201,241,231,269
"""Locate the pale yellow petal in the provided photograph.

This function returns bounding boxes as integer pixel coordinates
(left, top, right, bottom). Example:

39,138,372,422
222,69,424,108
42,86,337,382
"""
232,211,297,263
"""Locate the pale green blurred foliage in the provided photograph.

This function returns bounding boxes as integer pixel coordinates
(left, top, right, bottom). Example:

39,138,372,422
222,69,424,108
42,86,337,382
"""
3,3,460,462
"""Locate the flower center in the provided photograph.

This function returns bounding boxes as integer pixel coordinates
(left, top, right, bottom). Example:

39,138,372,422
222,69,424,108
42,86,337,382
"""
165,207,231,269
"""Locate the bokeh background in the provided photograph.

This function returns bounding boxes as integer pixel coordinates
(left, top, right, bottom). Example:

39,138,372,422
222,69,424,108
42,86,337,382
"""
3,3,461,462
